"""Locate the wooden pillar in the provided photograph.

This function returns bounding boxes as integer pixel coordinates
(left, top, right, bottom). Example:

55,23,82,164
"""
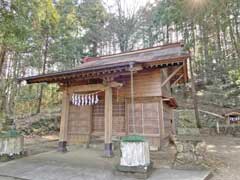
159,97,165,146
159,70,165,149
104,86,113,157
58,88,70,152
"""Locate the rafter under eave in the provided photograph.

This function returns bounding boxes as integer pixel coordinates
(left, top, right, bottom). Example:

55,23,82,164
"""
161,65,184,88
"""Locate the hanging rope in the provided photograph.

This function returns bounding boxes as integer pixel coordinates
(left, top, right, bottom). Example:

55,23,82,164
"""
130,64,136,134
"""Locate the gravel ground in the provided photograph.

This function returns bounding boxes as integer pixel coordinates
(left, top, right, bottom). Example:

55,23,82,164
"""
204,136,240,180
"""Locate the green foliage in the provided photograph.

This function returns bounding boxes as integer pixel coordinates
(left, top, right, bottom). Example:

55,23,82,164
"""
37,0,60,33
76,0,107,56
14,84,61,116
0,0,35,51
0,0,240,120
229,69,240,86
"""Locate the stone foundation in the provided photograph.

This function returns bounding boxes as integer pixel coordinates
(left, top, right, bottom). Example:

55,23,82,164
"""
173,135,207,170
58,141,67,152
116,162,153,179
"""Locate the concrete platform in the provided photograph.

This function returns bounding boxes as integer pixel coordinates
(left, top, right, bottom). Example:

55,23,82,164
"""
0,147,211,180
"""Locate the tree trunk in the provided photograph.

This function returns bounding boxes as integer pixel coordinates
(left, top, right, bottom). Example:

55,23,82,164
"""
36,33,49,114
201,22,209,83
189,56,201,128
0,48,7,77
190,22,201,128
7,53,19,115
92,41,98,57
228,15,240,59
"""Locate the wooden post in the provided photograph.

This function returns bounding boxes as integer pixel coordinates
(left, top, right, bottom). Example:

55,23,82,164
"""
159,70,165,149
104,86,113,157
159,97,165,146
58,88,70,152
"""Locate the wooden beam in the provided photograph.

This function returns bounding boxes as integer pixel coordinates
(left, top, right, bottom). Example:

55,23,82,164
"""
69,84,106,93
108,81,123,88
58,88,70,152
104,86,113,157
199,109,224,119
161,65,183,88
128,64,143,72
65,82,123,93
172,74,184,86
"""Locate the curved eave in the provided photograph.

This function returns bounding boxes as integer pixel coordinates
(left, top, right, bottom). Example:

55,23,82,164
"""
18,62,138,84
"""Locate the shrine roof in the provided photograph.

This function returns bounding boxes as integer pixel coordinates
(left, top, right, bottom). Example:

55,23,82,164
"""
19,42,190,84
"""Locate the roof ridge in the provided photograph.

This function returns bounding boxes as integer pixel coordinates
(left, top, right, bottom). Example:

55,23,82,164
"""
91,42,184,60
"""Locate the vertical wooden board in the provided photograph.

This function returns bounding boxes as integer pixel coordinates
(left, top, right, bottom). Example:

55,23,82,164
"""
142,102,159,135
92,100,104,133
92,100,126,134
67,104,92,144
126,100,160,136
118,70,162,97
125,99,129,135
113,101,125,133
128,102,143,134
163,103,174,137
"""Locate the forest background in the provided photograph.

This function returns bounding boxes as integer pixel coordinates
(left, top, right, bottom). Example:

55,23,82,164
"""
0,0,240,124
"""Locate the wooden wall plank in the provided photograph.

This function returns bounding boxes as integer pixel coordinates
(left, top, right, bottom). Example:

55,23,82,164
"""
118,70,162,97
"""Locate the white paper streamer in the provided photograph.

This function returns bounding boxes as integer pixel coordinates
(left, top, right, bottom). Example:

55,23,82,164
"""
71,92,101,106
88,95,91,105
72,94,74,105
95,94,99,104
91,94,95,105
78,95,81,106
74,94,76,106
85,95,88,105
81,95,84,106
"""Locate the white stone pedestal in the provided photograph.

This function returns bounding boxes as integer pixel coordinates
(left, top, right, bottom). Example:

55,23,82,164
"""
120,141,150,167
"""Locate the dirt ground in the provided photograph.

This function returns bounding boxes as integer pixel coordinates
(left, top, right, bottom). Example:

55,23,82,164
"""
204,136,240,180
24,134,59,155
21,135,240,180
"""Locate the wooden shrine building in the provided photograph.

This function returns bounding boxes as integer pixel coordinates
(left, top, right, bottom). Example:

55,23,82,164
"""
21,43,190,157
223,110,240,125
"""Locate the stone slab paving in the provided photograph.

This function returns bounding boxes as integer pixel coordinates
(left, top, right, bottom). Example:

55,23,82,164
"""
0,147,211,180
